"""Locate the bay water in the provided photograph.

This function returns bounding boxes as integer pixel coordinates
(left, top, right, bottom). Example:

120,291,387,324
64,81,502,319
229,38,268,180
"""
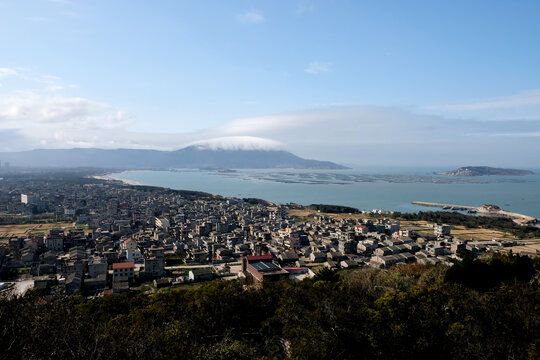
109,167,540,218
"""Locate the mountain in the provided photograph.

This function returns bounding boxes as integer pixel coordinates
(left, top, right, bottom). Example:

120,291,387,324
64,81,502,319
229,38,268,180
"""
0,147,348,170
442,166,534,176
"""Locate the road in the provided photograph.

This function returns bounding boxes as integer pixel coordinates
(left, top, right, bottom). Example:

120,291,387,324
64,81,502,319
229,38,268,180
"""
165,262,241,271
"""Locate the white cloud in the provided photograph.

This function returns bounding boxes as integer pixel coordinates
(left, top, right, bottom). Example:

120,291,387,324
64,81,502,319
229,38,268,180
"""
487,132,540,137
0,67,143,150
185,136,283,151
46,85,64,91
237,10,264,23
304,61,332,74
203,107,540,165
0,68,17,78
425,89,540,111
0,92,133,130
39,74,63,84
297,0,315,14
61,11,79,17
0,67,70,91
420,89,540,122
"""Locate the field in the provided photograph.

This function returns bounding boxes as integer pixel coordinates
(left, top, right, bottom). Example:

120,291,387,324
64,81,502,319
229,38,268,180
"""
288,209,517,241
497,238,540,255
288,209,371,221
0,223,88,242
410,222,516,241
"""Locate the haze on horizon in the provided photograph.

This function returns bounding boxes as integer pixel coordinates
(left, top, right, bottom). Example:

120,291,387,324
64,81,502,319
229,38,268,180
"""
0,0,539,167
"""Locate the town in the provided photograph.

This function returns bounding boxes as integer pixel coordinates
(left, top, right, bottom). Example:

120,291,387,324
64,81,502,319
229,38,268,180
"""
0,170,531,297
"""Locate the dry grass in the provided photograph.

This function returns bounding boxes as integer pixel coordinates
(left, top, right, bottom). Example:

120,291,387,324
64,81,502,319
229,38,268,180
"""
499,238,540,256
0,223,88,242
448,225,515,241
288,209,374,221
499,243,540,255
288,209,519,241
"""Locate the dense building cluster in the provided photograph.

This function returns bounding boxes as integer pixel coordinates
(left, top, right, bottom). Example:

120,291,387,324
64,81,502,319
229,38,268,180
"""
0,172,520,296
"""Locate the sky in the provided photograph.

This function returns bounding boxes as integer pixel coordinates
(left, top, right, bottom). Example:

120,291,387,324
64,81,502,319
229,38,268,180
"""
0,0,539,166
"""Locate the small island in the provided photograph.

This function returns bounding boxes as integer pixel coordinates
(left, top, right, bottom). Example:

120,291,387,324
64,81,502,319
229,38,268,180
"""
442,166,534,176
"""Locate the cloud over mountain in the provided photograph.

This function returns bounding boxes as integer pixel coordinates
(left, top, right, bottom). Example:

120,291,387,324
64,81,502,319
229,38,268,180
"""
186,136,283,151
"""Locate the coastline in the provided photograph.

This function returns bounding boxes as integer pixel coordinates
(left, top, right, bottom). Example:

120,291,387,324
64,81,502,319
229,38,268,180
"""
92,171,143,186
412,201,537,224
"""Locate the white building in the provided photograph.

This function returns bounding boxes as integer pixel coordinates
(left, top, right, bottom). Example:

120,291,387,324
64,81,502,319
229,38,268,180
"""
121,238,138,251
21,193,39,205
434,224,451,236
120,248,144,263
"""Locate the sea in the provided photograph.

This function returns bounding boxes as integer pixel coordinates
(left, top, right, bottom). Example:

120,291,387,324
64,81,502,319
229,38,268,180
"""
108,167,540,219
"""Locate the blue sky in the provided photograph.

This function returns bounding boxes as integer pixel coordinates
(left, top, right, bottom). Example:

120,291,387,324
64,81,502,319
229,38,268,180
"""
0,0,539,166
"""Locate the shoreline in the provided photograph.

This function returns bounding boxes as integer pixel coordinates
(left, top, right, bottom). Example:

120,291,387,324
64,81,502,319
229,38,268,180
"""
413,201,537,224
92,171,143,186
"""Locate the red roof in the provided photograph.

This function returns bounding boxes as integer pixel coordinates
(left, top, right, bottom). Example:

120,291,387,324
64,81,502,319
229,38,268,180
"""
244,254,273,262
113,262,134,270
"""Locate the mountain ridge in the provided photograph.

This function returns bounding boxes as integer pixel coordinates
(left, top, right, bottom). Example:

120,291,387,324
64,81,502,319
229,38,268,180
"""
0,147,348,170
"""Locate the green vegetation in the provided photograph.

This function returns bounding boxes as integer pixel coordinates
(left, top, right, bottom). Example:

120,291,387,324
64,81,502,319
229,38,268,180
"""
164,252,186,266
127,185,219,201
16,267,30,275
308,204,360,213
1,254,538,359
0,213,74,225
242,198,272,206
445,252,537,291
394,211,540,238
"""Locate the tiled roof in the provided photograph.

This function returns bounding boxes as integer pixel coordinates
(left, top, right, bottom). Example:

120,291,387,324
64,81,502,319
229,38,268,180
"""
113,262,135,270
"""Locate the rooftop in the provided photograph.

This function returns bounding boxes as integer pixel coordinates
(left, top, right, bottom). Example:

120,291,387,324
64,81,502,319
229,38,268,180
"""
245,254,273,262
250,261,282,273
113,262,135,270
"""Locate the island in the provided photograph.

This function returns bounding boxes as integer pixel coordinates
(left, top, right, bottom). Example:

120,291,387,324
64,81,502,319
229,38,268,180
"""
442,166,534,176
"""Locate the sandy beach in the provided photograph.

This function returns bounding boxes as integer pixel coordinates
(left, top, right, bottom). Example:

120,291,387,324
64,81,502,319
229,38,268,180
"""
92,171,142,186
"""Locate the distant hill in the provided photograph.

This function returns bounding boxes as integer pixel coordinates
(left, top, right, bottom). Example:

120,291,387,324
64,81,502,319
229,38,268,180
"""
442,166,534,176
0,147,348,170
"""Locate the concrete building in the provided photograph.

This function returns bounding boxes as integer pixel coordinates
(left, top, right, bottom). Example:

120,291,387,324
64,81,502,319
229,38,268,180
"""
112,262,135,281
434,224,451,236
21,193,39,205
242,254,289,284
88,258,107,278
188,268,214,282
45,230,64,252
143,256,165,277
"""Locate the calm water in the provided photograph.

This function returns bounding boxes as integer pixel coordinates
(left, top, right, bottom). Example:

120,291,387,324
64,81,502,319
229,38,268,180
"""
109,167,540,218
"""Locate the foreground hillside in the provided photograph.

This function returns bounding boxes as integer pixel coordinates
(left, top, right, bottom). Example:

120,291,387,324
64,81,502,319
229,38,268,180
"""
1,254,538,360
